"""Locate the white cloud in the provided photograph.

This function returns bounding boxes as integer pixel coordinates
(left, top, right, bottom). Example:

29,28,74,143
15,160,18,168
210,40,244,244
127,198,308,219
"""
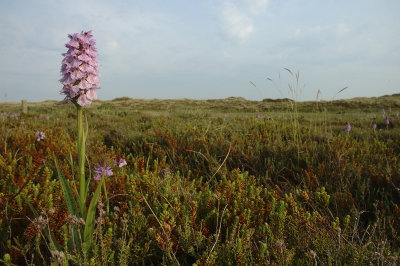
108,41,120,49
336,23,349,36
219,1,254,41
222,49,232,58
246,0,269,15
307,25,326,35
306,23,350,38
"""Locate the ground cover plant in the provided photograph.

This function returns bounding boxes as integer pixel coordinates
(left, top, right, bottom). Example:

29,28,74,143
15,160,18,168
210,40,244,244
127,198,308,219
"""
1,93,400,265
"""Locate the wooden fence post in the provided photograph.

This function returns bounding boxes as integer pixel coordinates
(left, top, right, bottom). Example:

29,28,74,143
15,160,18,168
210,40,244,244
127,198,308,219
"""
22,100,28,114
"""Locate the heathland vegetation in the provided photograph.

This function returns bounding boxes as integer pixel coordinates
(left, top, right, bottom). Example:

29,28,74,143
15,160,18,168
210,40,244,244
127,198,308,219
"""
1,93,400,265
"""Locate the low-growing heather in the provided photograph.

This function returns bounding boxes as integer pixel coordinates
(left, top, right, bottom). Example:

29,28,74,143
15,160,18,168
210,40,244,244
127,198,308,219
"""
0,95,400,265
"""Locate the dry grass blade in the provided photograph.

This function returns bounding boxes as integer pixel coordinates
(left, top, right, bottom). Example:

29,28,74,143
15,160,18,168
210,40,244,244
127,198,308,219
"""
284,68,293,75
338,86,348,93
250,81,264,99
330,86,349,101
140,189,181,266
208,142,231,183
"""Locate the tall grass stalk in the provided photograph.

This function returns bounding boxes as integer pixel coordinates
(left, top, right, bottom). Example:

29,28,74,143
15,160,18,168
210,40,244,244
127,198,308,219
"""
267,68,304,167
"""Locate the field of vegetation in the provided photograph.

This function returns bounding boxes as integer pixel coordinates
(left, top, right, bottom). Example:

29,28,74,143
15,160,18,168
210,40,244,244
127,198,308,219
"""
1,94,400,265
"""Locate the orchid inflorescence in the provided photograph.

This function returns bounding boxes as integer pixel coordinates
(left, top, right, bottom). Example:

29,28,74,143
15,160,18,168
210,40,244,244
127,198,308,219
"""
59,30,100,106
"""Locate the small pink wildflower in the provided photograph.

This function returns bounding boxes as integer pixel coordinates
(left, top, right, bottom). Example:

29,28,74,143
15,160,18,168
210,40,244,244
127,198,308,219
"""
344,123,351,132
114,158,127,168
36,131,45,141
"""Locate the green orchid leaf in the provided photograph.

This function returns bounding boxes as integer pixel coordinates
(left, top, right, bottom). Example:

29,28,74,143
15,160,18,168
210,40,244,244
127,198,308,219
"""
83,176,105,253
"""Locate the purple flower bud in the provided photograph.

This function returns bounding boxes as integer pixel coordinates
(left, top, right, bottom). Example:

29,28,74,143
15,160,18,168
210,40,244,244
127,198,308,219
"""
256,113,260,119
46,115,50,120
36,131,45,141
386,116,390,125
94,164,113,180
60,30,100,106
373,123,377,130
344,123,351,132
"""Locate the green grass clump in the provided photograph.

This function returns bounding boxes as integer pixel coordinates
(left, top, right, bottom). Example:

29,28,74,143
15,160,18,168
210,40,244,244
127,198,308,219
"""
0,94,400,265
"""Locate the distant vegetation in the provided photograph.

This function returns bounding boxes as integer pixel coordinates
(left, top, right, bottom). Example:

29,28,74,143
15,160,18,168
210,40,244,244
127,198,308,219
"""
0,94,400,265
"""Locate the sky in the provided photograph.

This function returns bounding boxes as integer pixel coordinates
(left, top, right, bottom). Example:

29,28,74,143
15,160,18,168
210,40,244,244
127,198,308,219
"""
0,0,399,103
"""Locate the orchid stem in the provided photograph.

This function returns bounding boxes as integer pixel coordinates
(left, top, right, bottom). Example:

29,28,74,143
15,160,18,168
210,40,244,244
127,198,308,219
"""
77,105,87,219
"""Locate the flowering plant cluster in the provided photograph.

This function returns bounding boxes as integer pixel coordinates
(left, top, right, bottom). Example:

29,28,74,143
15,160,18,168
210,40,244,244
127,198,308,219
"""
93,158,127,181
59,30,100,106
94,165,113,181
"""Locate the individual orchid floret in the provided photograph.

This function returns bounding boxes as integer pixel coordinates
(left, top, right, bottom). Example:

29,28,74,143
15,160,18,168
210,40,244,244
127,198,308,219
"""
114,158,127,168
59,30,100,107
386,116,390,125
344,123,351,132
36,131,45,141
94,164,113,181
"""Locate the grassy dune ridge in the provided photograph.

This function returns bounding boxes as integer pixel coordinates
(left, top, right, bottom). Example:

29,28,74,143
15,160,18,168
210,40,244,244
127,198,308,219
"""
1,94,400,265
